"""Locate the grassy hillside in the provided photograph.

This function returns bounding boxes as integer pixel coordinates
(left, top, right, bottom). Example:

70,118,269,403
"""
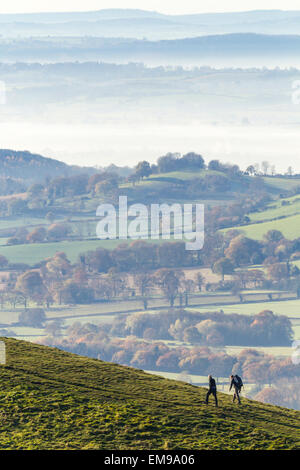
223,192,300,240
0,338,299,450
221,176,300,239
227,214,300,240
263,177,300,192
250,195,300,223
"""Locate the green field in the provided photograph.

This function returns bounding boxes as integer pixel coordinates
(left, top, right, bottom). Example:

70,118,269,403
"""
224,213,300,240
0,238,129,265
149,169,224,181
250,195,300,223
0,338,299,450
222,177,300,238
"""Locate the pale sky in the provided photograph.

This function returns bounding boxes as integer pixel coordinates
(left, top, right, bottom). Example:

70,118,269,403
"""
2,0,300,15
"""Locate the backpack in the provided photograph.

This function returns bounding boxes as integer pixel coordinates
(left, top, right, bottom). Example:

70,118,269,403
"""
234,375,243,388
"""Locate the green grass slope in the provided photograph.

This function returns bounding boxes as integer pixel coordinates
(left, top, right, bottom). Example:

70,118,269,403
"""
0,338,299,450
224,213,300,240
250,195,300,223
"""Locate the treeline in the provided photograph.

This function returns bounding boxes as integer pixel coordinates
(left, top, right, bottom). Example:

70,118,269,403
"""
80,241,198,273
40,322,300,385
0,171,119,218
3,228,300,309
109,309,293,347
132,152,242,179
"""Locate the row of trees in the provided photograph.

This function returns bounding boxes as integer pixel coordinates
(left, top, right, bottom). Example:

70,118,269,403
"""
40,322,300,390
132,153,243,180
7,223,70,246
2,232,300,310
4,258,196,309
110,309,293,347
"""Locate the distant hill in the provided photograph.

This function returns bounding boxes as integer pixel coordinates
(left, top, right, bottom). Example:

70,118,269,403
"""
0,337,299,449
1,9,300,39
1,33,300,65
0,8,164,24
0,149,96,183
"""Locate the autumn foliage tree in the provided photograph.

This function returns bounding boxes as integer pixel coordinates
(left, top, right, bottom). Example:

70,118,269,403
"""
16,270,47,304
225,235,262,266
154,269,184,307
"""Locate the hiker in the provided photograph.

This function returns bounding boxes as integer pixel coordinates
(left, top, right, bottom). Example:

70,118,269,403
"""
205,375,218,407
229,374,243,404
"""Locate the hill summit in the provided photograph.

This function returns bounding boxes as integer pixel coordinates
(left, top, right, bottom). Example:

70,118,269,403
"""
0,149,95,183
0,338,299,450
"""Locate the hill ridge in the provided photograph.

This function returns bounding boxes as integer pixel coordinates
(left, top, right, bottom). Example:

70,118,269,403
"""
0,149,95,183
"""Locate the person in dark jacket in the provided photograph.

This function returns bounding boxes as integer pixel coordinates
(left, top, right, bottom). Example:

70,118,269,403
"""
229,375,242,404
205,375,218,407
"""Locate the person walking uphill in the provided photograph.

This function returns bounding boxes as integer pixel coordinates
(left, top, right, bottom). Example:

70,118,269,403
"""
205,375,218,407
230,374,243,404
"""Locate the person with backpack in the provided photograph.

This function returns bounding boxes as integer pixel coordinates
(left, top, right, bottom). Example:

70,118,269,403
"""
229,374,243,404
205,375,218,407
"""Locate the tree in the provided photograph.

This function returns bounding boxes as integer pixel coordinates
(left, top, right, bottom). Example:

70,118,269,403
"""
154,269,184,307
47,223,70,241
225,235,261,267
181,152,205,170
212,257,235,281
134,272,153,297
208,160,221,171
107,270,127,298
261,161,270,175
196,272,205,292
267,263,289,282
18,308,46,327
16,270,46,303
180,279,195,307
45,252,71,279
57,280,94,305
135,161,152,179
95,179,118,198
45,320,64,337
264,230,284,243
81,248,113,273
127,174,139,187
27,227,47,243
231,281,243,303
246,165,256,176
157,153,180,173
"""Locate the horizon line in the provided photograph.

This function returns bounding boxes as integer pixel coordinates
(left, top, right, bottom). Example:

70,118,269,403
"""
0,8,295,17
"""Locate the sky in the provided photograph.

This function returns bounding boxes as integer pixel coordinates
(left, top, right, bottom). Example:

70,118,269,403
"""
2,0,300,15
